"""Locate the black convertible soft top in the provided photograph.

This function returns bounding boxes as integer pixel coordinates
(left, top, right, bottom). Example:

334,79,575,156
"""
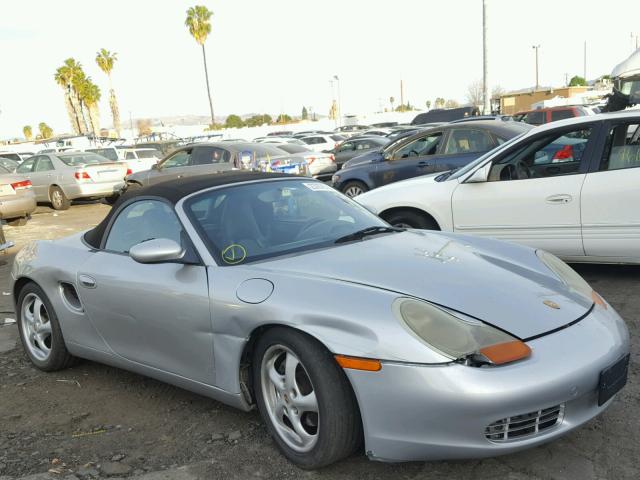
84,171,292,248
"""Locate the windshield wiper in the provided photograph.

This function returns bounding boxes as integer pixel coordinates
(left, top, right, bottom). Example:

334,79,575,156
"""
334,226,405,244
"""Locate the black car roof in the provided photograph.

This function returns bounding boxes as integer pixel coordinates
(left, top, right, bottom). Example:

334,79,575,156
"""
84,171,292,248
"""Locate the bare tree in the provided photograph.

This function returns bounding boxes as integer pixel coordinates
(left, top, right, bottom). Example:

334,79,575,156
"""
445,99,460,109
466,80,483,107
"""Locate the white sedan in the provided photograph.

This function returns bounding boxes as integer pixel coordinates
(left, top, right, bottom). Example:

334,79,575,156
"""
356,112,640,264
301,134,346,152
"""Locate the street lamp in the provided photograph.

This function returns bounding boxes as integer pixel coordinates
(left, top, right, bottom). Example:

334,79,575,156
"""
532,45,541,91
333,75,342,128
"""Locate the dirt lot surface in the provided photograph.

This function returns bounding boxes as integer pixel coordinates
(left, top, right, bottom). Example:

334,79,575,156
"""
0,203,638,480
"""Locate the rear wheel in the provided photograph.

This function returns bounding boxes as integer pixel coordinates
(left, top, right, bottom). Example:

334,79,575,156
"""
50,186,70,210
6,217,28,227
253,328,362,469
16,282,75,371
384,210,439,230
341,181,368,198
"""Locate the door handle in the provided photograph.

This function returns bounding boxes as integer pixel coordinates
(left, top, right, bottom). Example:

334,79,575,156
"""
78,274,97,289
545,194,573,204
417,161,430,167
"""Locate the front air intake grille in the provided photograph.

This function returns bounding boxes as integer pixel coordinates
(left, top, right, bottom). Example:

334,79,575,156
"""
485,404,565,442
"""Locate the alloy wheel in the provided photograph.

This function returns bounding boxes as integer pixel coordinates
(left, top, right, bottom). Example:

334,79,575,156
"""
20,293,52,361
344,185,363,197
52,190,63,209
261,345,319,453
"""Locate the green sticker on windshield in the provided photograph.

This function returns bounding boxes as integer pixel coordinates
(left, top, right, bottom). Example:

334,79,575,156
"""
222,244,247,264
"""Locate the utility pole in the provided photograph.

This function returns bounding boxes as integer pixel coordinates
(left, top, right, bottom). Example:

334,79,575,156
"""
482,0,490,114
334,75,342,127
532,45,540,90
329,79,337,128
583,41,587,81
400,79,404,111
129,111,134,140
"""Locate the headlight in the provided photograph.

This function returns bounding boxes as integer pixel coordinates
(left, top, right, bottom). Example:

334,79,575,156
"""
536,250,606,307
393,298,530,365
331,174,339,184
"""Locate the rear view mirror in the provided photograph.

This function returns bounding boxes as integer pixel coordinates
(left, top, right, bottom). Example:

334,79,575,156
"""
129,238,184,264
465,163,491,183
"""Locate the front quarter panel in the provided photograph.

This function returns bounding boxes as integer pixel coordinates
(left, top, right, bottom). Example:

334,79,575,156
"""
207,265,451,394
356,174,458,231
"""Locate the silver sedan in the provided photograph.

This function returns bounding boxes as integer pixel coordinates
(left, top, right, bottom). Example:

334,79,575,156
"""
11,172,630,468
16,152,127,210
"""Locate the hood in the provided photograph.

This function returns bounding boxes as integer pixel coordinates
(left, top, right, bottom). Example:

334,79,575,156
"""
343,149,382,169
258,231,592,339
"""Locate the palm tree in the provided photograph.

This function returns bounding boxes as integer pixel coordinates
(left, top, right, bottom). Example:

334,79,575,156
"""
95,49,122,137
23,125,33,141
78,78,101,136
71,67,90,134
54,58,84,134
38,122,53,139
185,5,215,127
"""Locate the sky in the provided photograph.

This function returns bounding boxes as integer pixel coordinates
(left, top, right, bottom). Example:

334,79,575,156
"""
1,0,639,139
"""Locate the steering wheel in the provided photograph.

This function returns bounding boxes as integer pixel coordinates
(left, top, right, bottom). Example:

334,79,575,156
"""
295,219,338,241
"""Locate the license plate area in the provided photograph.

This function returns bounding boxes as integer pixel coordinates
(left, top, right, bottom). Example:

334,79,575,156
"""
598,354,630,406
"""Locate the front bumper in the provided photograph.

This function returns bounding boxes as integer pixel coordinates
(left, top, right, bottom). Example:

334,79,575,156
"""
64,181,125,200
346,304,630,462
0,191,37,219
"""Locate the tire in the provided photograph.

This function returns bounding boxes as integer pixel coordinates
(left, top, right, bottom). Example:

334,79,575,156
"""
16,282,76,371
341,181,368,198
384,209,439,230
50,186,70,210
6,217,28,227
253,328,362,469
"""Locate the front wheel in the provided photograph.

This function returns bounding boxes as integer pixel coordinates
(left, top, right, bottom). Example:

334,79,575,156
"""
341,181,368,198
384,210,439,230
253,328,362,469
16,282,76,371
50,186,70,210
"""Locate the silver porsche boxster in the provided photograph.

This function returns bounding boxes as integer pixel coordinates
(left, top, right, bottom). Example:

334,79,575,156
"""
11,172,630,468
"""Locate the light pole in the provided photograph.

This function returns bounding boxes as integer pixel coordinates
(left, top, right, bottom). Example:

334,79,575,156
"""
482,0,490,114
532,45,540,90
333,75,342,127
329,79,337,128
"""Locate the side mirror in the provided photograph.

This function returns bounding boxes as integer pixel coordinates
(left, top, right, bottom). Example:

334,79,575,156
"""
383,152,392,161
129,238,184,264
465,163,491,183
152,163,160,170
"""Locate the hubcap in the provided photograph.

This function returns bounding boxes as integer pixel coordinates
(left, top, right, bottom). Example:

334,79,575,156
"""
344,185,363,197
52,190,62,207
20,293,52,361
261,345,319,452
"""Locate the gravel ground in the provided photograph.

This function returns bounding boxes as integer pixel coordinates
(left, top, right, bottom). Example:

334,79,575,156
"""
0,203,638,480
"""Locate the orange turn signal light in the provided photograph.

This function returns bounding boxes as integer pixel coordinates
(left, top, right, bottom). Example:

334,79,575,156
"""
335,355,382,372
479,340,531,365
592,291,607,309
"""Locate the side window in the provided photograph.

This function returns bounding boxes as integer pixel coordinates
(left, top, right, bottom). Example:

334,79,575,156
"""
105,200,183,253
393,133,442,159
125,152,136,160
17,157,36,173
191,146,231,165
160,150,191,169
599,123,640,171
551,109,575,122
339,142,354,152
524,111,545,125
489,127,593,181
34,156,54,172
444,129,494,155
356,141,371,150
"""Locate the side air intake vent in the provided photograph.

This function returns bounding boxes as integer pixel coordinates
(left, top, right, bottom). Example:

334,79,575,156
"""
60,282,83,312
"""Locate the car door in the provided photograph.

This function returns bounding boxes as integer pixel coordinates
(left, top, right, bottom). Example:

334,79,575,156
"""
189,145,234,175
76,199,214,384
335,141,355,166
451,124,600,257
147,148,193,185
15,157,39,198
372,131,443,187
29,156,57,199
435,127,497,172
581,120,640,257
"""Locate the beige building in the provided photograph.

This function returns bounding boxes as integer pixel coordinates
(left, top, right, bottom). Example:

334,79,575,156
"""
500,86,589,114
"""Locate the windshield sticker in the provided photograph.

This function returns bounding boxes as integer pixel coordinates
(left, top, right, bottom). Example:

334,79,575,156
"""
222,244,247,264
303,182,334,192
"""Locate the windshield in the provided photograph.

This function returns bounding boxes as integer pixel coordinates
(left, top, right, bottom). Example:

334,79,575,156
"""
136,149,161,159
185,179,387,265
445,133,527,181
57,153,111,166
86,148,119,161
